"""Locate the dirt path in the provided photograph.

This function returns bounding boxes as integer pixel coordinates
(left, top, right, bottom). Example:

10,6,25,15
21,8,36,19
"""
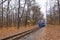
19,27,46,40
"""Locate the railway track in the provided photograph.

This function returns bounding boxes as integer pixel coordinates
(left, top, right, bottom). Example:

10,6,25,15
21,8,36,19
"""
2,27,39,40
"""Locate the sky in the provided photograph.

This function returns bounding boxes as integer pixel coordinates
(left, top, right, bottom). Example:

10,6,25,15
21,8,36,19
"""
35,0,48,18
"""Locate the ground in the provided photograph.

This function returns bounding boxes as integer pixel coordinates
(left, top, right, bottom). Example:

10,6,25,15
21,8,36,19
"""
46,25,60,40
0,25,38,39
37,25,60,40
0,25,60,40
22,25,60,40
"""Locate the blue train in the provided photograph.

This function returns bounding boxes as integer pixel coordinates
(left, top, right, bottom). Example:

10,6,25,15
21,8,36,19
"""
38,20,45,28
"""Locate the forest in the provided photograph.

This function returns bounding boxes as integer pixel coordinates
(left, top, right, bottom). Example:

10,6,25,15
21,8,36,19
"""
0,0,44,28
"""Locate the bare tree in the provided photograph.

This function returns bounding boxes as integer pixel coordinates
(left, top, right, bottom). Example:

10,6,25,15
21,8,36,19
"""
57,0,60,24
17,0,20,28
1,0,3,27
6,0,10,27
